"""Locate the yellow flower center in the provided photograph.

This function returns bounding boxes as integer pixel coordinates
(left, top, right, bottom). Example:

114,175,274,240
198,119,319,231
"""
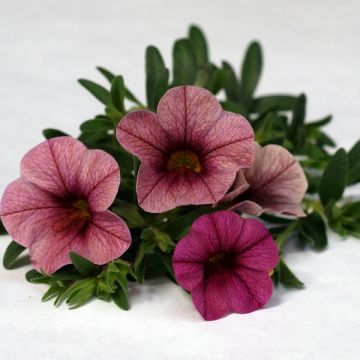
167,150,202,173
72,199,91,220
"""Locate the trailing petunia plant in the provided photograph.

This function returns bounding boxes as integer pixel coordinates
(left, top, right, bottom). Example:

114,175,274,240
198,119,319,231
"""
1,25,360,320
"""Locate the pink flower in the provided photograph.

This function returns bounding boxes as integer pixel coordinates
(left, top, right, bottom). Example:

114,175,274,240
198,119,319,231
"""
0,137,131,274
223,143,308,217
172,210,279,321
116,86,254,213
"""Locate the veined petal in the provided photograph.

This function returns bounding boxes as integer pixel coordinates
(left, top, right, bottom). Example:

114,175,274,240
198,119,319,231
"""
116,110,170,163
202,111,254,170
77,149,120,211
20,137,87,196
0,178,64,247
73,211,131,266
244,144,307,208
157,86,222,146
136,163,235,213
220,171,249,203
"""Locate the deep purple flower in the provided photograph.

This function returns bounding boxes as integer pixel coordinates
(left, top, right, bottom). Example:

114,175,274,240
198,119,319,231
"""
0,137,131,273
116,86,254,213
223,143,308,217
172,210,279,321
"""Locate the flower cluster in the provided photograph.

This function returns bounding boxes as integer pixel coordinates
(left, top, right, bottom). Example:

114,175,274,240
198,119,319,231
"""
0,86,305,319
2,25,358,321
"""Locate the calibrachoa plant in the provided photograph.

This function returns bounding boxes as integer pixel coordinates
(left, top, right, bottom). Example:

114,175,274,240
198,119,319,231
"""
1,25,360,320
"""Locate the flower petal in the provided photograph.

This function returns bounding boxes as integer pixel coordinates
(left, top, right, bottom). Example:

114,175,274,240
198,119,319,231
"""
157,86,222,145
116,110,170,163
220,170,249,203
20,137,87,196
0,178,63,247
29,211,131,274
202,111,254,169
239,144,307,214
136,163,235,213
72,211,131,265
77,149,120,211
191,266,273,320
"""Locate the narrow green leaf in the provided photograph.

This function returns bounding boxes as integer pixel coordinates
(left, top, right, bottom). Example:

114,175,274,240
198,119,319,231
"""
239,41,262,106
42,282,67,303
299,212,327,250
69,252,100,276
208,68,227,95
305,115,332,129
172,39,197,86
112,286,129,310
3,241,26,269
348,140,360,185
43,128,69,140
25,269,51,284
110,75,126,113
279,259,304,289
319,148,348,206
111,200,146,228
287,94,306,148
78,79,110,105
96,66,115,82
188,25,208,66
0,219,7,235
146,46,169,110
251,95,296,113
222,61,240,102
80,118,114,132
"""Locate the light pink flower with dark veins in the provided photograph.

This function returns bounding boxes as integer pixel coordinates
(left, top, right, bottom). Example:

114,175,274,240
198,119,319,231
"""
0,137,131,274
223,143,308,217
173,210,279,321
116,86,254,213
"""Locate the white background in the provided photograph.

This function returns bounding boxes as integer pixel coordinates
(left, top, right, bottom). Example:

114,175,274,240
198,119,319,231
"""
1,0,360,359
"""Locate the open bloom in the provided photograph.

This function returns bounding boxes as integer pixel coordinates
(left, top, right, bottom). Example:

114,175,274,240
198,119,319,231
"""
116,86,254,213
222,143,308,217
0,137,131,274
173,210,279,321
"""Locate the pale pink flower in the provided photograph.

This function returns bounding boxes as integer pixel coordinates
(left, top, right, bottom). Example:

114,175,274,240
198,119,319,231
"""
173,210,279,320
116,86,254,213
223,143,307,217
0,137,131,273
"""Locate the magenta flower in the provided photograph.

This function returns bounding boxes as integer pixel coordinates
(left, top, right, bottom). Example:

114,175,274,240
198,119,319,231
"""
172,210,279,321
116,86,254,213
223,143,308,217
0,137,131,274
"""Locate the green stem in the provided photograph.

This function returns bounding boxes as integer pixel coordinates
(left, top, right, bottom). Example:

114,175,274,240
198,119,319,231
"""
303,197,324,215
275,221,299,249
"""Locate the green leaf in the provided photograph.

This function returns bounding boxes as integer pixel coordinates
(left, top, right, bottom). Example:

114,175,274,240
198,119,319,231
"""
251,95,296,113
3,241,26,269
96,66,115,82
111,200,146,228
43,128,69,139
0,219,7,235
134,240,155,284
305,115,332,129
221,100,248,116
222,61,240,102
207,68,227,95
112,286,129,310
25,269,51,284
146,46,169,110
42,282,67,303
97,67,142,105
160,253,175,281
239,41,262,107
299,211,327,250
110,75,126,113
78,79,110,105
69,252,100,276
172,39,197,86
278,259,304,289
287,94,306,149
61,278,96,309
348,140,360,185
319,148,348,206
188,25,208,66
80,118,114,132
